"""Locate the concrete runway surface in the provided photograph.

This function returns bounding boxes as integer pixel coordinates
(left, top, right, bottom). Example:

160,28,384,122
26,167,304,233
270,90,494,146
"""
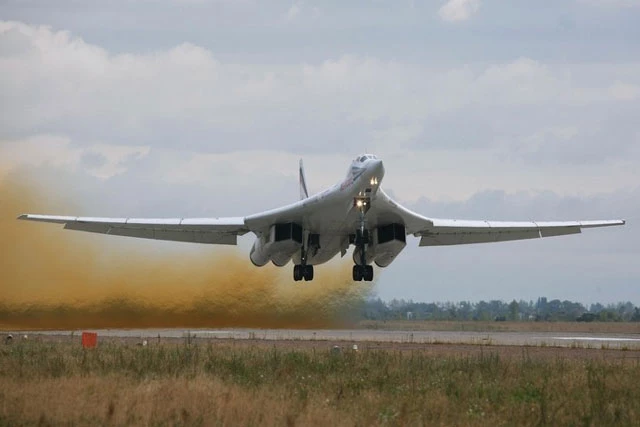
18,328,640,349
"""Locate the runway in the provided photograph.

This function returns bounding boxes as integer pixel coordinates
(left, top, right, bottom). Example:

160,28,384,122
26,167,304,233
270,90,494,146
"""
18,328,640,349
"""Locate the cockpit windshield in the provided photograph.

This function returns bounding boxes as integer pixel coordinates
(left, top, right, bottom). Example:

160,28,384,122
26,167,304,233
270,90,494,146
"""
356,154,377,162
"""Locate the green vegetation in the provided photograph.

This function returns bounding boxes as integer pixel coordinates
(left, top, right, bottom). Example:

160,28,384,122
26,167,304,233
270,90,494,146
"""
1,340,639,426
363,297,640,322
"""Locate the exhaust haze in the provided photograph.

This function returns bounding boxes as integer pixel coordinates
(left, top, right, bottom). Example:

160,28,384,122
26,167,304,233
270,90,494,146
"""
0,176,373,330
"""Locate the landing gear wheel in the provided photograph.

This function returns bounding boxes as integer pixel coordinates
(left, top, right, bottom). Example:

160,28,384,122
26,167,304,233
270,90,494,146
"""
294,264,314,281
352,265,374,282
352,265,363,281
364,265,374,282
303,265,314,281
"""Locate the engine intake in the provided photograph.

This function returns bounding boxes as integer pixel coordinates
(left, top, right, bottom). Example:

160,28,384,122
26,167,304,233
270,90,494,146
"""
250,222,303,267
374,223,406,268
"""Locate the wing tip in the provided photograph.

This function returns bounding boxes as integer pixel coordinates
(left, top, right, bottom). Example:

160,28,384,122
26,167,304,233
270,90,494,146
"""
17,214,29,221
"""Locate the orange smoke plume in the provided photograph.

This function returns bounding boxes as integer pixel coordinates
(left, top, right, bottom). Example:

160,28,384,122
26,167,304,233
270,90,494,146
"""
0,176,373,330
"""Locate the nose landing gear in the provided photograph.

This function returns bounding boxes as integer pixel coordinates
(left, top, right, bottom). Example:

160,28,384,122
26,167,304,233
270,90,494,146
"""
353,196,374,282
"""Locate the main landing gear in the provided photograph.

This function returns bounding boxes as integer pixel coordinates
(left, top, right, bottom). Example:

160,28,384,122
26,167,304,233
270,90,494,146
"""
293,237,315,281
353,264,373,282
293,264,314,281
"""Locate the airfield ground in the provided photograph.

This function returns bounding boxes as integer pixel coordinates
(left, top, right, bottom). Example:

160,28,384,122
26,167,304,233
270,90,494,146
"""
2,323,640,426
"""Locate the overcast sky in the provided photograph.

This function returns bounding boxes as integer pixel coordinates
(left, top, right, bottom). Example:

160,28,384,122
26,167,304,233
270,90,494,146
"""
1,0,638,304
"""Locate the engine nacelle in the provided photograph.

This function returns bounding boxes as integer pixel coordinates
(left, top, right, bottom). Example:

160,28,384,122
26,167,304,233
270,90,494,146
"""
271,252,294,267
249,235,270,267
249,222,303,267
352,224,406,267
373,223,406,268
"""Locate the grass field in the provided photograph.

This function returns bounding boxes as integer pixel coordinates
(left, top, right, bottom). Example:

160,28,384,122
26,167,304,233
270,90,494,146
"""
1,338,640,426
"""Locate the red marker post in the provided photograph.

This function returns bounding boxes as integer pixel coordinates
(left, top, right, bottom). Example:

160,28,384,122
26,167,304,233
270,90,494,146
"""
81,332,97,349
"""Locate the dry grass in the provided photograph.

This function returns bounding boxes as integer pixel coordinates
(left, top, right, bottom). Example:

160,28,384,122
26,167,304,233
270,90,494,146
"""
359,320,640,334
2,339,640,426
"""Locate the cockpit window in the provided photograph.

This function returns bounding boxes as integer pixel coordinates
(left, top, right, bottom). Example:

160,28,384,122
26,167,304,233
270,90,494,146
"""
356,154,377,162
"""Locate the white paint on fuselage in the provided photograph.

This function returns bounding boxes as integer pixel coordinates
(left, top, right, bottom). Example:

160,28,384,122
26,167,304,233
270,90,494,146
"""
296,156,385,266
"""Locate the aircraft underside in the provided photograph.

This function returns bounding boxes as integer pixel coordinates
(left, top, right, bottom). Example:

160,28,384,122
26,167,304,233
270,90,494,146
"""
249,194,407,282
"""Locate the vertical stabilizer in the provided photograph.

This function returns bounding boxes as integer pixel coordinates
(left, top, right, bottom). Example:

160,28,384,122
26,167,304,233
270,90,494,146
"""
299,159,309,200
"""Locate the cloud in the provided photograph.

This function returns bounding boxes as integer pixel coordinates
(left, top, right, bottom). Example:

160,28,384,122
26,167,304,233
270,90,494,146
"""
438,0,480,22
0,135,79,175
79,150,107,169
609,81,640,100
0,134,150,180
2,20,639,210
2,21,640,165
81,144,151,179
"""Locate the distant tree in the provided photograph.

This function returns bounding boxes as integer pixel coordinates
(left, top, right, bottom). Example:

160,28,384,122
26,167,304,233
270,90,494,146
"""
509,300,519,321
537,297,548,311
576,313,596,322
599,310,621,322
619,302,635,321
458,301,473,320
358,297,637,323
475,301,492,321
362,298,388,320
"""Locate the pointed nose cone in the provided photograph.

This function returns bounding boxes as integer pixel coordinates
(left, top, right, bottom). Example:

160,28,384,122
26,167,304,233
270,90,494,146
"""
372,159,385,178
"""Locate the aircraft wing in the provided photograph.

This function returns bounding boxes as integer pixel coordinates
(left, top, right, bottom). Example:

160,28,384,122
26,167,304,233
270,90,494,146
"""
416,218,625,246
17,214,249,245
376,190,625,246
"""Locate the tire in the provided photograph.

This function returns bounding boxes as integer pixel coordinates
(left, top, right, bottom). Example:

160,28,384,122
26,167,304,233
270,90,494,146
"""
293,265,302,281
304,265,314,281
364,265,374,282
352,265,362,281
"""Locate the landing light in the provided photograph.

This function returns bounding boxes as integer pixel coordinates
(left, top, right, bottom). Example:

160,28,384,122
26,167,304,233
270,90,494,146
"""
356,200,363,207
370,177,378,185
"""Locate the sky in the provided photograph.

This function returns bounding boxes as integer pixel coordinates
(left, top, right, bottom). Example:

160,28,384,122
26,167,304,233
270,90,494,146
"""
1,0,639,304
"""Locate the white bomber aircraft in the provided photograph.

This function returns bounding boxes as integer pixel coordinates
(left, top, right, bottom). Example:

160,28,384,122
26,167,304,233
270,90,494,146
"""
19,154,625,282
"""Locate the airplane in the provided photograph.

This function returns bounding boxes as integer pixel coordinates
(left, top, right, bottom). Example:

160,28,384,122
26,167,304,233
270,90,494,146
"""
18,154,625,282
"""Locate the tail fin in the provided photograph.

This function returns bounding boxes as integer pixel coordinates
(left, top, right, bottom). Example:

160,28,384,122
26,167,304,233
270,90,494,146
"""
299,159,309,200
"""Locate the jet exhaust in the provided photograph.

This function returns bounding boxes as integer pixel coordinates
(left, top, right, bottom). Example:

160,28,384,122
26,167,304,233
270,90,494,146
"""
0,176,374,330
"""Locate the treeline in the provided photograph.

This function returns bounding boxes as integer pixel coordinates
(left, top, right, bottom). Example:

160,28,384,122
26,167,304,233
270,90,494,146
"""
361,297,640,322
